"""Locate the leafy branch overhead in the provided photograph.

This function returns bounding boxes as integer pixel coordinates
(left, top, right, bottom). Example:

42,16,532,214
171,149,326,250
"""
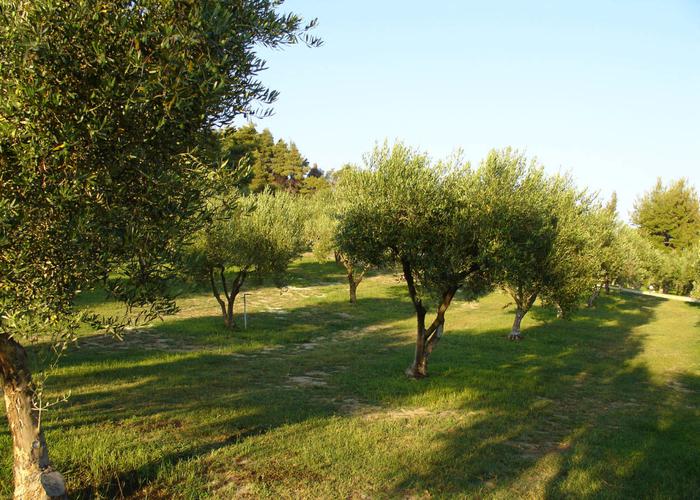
0,0,319,497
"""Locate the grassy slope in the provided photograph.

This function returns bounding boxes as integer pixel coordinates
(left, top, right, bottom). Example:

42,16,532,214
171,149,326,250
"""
1,255,698,499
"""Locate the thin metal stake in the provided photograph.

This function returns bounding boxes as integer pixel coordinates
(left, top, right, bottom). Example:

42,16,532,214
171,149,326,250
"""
243,293,250,329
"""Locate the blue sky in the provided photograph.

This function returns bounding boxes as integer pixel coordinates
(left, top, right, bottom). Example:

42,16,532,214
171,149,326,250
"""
243,0,700,221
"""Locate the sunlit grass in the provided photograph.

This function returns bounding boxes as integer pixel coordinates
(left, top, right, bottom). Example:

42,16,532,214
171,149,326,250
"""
1,255,698,498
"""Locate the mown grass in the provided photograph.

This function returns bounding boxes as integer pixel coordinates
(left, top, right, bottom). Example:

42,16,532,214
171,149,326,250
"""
1,255,698,499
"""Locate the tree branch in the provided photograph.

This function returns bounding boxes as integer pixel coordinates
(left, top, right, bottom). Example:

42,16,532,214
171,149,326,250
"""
219,266,230,301
209,267,227,318
401,257,425,316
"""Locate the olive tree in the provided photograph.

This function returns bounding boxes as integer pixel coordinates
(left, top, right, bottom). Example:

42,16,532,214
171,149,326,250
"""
336,142,490,378
615,226,663,290
587,196,627,307
0,1,317,497
304,176,370,303
190,191,307,328
478,149,597,340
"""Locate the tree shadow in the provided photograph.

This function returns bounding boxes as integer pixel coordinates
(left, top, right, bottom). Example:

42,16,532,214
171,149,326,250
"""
285,258,348,286
685,301,700,328
19,295,413,497
283,258,390,289
6,291,697,498
385,294,700,497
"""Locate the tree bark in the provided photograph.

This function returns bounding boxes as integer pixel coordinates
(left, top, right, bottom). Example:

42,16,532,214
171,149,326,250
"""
348,276,357,303
341,256,364,304
0,335,66,500
509,291,537,340
402,258,456,378
509,308,525,340
209,267,229,326
555,303,564,319
587,285,601,308
209,267,246,329
406,301,429,378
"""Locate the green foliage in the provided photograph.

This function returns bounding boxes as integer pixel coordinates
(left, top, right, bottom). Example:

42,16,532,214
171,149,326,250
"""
0,0,318,344
627,178,700,295
476,149,557,306
214,124,328,194
542,185,599,314
337,142,489,305
588,194,627,288
298,174,331,195
655,245,698,296
615,226,661,289
690,244,700,298
304,175,370,301
305,167,360,262
304,190,341,262
632,178,700,251
478,148,598,317
191,191,307,285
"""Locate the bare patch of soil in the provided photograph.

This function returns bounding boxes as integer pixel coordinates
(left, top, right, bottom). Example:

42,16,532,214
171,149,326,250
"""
78,328,200,353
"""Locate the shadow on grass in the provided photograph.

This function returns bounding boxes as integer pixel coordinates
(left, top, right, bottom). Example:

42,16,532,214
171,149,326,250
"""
685,301,700,329
31,295,412,497
385,294,700,498
70,257,353,312
10,293,699,498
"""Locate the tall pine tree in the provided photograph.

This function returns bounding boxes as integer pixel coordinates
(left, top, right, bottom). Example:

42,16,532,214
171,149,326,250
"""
632,178,700,251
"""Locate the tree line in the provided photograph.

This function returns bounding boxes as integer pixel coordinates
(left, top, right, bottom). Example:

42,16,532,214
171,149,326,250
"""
209,124,330,195
630,178,700,296
189,141,700,381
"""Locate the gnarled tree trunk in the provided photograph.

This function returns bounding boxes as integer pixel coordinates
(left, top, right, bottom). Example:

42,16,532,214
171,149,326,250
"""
209,267,247,329
402,259,456,378
555,303,564,319
0,335,66,500
341,255,365,304
348,275,358,303
510,308,525,340
509,291,537,340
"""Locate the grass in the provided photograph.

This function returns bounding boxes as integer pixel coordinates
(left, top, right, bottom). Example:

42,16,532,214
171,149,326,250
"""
1,255,698,499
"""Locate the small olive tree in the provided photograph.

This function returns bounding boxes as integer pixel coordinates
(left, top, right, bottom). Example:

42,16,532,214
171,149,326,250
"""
587,196,627,306
613,226,664,290
304,176,370,303
478,149,597,340
337,142,490,378
189,191,307,328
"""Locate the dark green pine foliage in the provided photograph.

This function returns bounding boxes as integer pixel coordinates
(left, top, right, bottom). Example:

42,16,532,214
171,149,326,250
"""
215,123,262,186
632,178,700,251
220,125,326,193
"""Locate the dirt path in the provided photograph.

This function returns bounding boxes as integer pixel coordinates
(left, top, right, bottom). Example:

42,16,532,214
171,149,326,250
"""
617,287,700,304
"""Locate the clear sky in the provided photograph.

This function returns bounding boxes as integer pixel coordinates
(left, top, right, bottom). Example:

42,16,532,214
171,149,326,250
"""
242,0,700,221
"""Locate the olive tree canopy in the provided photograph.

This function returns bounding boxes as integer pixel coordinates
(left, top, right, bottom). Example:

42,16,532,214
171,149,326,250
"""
0,1,318,497
477,149,598,339
188,191,307,329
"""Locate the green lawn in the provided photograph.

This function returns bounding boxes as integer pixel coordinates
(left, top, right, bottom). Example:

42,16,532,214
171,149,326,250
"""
2,255,698,499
